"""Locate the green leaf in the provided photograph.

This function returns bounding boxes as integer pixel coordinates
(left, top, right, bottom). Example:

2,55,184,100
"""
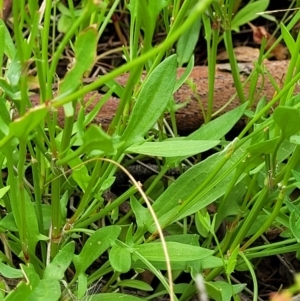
0,212,18,231
231,0,269,32
57,15,72,33
57,125,118,165
73,226,121,275
109,243,131,273
132,255,224,271
174,55,194,92
58,27,98,116
163,234,200,245
4,281,32,301
247,138,278,156
148,0,169,20
0,78,20,100
9,105,48,139
281,23,296,53
0,20,16,59
27,279,60,301
121,55,177,147
189,102,248,141
44,242,75,280
89,293,144,301
226,245,239,275
130,196,149,230
135,242,213,262
290,135,300,145
0,261,23,278
0,97,11,137
77,273,87,300
6,55,21,87
292,170,300,183
4,264,40,301
290,210,300,242
206,281,246,301
273,106,300,139
147,146,246,232
126,140,219,157
0,186,9,199
177,17,201,66
113,279,153,291
165,101,248,166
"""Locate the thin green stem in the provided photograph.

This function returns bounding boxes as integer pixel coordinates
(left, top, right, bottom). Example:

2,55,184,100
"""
242,145,300,250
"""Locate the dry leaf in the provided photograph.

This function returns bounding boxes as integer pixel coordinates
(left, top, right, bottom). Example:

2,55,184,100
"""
248,22,288,60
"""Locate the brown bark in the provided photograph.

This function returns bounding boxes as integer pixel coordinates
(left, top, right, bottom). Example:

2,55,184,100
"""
0,0,12,21
30,60,298,134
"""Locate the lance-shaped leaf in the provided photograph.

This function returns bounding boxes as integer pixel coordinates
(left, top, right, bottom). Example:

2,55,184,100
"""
121,55,177,147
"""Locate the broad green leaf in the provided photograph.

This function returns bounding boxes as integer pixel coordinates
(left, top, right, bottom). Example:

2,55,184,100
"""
247,138,278,156
121,55,177,147
165,101,248,166
226,245,239,275
148,0,169,20
206,281,246,301
27,279,60,301
73,226,121,275
61,152,90,191
0,186,9,198
290,210,300,242
89,293,144,301
9,105,48,138
109,243,131,273
20,191,40,254
177,17,201,66
135,242,213,262
6,55,21,87
0,20,16,59
163,234,200,246
290,134,300,145
4,281,32,301
130,196,149,230
126,140,219,157
0,261,23,278
44,242,75,280
132,255,224,271
0,280,5,300
0,97,11,137
0,78,20,99
281,23,296,52
195,211,210,238
25,208,40,254
146,146,246,232
59,27,98,116
113,279,153,291
77,273,87,300
231,0,269,32
0,212,18,231
58,15,72,33
80,125,116,155
57,125,118,165
273,106,300,139
292,170,300,183
188,102,248,141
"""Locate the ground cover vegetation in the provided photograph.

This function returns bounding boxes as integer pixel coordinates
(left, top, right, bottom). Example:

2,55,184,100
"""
0,0,300,300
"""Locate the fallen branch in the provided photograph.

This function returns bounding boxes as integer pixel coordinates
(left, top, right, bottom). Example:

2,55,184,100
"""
30,60,298,134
